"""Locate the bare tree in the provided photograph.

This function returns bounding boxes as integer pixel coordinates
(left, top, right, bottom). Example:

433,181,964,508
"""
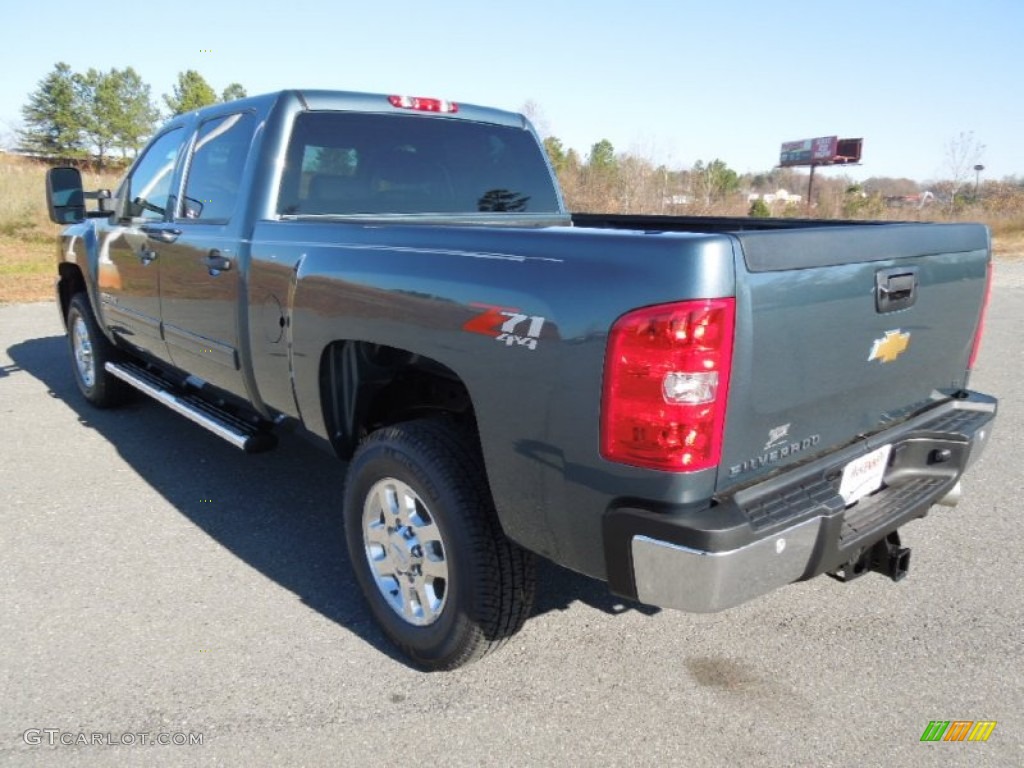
618,154,653,212
944,131,985,211
0,118,18,150
520,99,551,139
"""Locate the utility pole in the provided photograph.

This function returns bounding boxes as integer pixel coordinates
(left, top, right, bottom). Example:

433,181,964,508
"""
806,164,816,213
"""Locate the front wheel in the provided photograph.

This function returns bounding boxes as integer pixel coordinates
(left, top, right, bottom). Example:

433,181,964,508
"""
343,419,536,670
66,292,130,408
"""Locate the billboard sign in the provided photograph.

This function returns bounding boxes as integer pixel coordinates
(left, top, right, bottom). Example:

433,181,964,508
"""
779,136,839,167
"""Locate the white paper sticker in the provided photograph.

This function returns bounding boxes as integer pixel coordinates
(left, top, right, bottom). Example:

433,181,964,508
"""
839,444,892,506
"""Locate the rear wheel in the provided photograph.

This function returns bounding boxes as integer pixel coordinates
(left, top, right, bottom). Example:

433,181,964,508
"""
343,418,535,670
66,293,130,408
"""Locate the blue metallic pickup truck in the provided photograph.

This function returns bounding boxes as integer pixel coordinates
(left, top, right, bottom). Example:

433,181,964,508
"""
46,89,997,669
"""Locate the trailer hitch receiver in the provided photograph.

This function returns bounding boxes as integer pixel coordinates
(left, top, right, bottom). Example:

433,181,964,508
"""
828,531,911,583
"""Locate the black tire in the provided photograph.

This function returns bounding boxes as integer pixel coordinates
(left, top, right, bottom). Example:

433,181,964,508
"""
66,292,130,408
343,418,536,670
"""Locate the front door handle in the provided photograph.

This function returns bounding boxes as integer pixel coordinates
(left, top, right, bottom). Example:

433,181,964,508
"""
140,225,181,244
204,249,232,273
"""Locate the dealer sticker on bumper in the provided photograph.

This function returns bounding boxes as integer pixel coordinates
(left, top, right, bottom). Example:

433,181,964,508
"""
839,444,892,506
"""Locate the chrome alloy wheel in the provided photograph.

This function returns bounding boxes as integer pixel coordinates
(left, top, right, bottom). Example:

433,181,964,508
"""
362,478,449,626
71,315,96,389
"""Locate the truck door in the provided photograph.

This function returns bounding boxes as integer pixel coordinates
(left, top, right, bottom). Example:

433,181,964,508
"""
152,111,258,398
98,127,187,361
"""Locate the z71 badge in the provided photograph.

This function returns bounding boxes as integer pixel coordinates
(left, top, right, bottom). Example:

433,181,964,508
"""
463,304,547,350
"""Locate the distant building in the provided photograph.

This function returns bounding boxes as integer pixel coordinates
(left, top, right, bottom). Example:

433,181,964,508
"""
747,189,802,204
884,191,935,209
665,194,693,206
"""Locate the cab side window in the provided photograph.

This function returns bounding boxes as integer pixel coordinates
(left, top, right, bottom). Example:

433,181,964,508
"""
181,112,257,222
126,128,185,220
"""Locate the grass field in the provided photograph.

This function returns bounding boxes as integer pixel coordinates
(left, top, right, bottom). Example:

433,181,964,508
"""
0,156,122,303
1,154,1021,304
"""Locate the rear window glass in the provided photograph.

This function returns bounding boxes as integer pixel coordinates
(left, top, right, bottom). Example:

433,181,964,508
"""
277,112,560,215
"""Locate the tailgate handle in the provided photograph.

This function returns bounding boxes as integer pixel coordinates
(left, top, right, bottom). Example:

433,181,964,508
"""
875,268,918,313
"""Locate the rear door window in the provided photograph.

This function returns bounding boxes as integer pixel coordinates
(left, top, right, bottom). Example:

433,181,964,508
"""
277,112,560,215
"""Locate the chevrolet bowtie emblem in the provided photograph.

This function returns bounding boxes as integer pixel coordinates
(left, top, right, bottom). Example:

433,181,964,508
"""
868,329,911,363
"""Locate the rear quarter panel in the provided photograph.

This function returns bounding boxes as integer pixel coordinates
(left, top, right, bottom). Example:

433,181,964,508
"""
248,220,735,577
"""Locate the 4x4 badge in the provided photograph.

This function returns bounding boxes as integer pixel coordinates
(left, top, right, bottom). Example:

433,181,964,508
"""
868,329,910,363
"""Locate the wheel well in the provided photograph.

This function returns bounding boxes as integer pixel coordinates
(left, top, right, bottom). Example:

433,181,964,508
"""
320,341,476,459
57,263,86,327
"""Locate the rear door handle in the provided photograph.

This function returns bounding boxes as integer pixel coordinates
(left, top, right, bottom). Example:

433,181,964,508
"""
204,249,232,273
140,225,181,244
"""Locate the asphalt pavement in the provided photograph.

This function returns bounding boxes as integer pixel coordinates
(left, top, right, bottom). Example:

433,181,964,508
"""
1,262,1021,767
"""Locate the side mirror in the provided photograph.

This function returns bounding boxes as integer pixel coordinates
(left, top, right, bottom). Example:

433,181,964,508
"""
46,167,85,224
182,196,205,219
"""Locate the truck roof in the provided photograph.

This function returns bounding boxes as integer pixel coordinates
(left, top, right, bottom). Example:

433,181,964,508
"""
163,89,530,131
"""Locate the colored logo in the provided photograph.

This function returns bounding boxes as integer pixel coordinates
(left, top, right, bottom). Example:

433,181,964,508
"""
463,304,547,351
920,720,996,742
868,329,911,363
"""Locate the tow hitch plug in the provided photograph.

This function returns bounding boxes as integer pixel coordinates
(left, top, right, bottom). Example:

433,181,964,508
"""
829,531,911,583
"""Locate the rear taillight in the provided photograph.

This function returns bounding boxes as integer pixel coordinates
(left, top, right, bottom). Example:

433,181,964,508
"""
601,298,735,472
387,95,458,113
968,262,993,371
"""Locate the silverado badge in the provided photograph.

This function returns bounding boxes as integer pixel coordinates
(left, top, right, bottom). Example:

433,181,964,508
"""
868,329,910,364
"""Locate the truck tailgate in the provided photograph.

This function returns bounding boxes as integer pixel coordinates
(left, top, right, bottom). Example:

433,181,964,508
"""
719,223,990,492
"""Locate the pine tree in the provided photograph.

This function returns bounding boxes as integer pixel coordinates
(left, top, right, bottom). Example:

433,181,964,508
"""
588,139,616,171
163,70,218,116
76,69,118,165
543,137,567,173
748,197,771,218
19,62,87,158
221,83,247,103
76,67,159,165
114,67,160,158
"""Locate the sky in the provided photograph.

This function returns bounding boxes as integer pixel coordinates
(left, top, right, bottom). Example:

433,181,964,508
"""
1,0,1021,184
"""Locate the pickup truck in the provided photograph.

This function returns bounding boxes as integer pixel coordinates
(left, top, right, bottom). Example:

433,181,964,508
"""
45,89,997,670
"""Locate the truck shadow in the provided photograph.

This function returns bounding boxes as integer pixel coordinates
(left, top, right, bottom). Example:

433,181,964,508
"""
7,334,656,669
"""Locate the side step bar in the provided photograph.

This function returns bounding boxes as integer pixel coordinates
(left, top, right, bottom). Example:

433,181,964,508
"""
105,362,276,453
